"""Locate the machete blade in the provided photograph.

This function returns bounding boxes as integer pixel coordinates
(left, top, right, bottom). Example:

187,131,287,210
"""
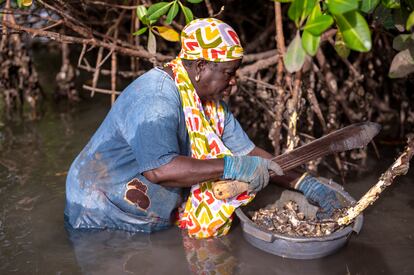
272,122,381,171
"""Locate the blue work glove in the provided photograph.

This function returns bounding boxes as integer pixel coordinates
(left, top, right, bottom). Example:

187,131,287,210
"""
222,156,283,193
296,175,342,220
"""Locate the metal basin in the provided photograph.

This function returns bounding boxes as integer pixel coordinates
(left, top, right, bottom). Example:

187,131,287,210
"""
235,179,363,260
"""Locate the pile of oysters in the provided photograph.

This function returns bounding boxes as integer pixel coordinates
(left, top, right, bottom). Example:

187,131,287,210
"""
251,200,342,237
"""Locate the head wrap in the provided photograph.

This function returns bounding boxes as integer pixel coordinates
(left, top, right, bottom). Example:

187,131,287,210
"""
178,18,244,62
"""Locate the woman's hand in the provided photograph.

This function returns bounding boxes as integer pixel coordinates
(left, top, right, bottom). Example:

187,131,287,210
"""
222,156,283,193
296,175,342,219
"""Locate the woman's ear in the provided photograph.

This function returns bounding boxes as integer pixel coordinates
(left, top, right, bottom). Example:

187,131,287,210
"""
195,59,207,77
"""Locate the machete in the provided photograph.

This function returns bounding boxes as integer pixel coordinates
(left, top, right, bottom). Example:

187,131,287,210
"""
212,122,381,200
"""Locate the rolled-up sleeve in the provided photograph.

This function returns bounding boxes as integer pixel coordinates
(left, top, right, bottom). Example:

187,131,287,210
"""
220,101,255,156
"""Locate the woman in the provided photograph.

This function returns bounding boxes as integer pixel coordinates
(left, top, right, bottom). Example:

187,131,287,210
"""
64,18,340,237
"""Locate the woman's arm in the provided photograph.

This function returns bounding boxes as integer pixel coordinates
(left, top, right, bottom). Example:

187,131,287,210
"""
143,156,224,187
143,146,301,189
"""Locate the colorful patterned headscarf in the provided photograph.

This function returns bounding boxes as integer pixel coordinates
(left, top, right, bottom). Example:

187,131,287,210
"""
178,18,243,62
166,18,253,239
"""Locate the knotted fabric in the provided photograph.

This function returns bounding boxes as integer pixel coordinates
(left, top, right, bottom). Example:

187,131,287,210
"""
166,18,251,238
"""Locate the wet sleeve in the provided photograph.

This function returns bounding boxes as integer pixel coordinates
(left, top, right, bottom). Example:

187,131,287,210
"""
122,89,181,174
220,101,255,156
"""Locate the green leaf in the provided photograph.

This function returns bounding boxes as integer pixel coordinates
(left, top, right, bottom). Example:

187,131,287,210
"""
288,1,303,23
139,15,149,25
302,30,320,56
360,0,380,13
304,14,334,35
302,0,318,19
166,1,179,24
284,32,306,72
136,5,148,20
147,2,173,21
133,27,148,36
288,0,317,26
186,0,204,3
334,11,372,52
392,34,414,51
147,2,168,15
381,0,400,9
180,4,194,24
327,0,359,15
334,30,351,58
308,3,322,21
388,47,414,78
273,0,293,2
148,30,157,54
407,10,414,30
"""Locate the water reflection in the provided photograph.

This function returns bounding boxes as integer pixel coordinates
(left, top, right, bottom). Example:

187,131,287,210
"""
65,225,239,275
0,98,109,274
182,232,237,275
66,227,193,275
232,229,392,275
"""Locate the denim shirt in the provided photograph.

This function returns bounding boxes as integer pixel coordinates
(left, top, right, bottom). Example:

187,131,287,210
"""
64,68,255,233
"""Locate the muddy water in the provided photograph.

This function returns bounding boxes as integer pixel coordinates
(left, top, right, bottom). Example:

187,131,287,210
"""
1,50,413,274
1,98,413,275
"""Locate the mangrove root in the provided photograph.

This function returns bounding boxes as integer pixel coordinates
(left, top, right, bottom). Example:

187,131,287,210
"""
337,134,414,226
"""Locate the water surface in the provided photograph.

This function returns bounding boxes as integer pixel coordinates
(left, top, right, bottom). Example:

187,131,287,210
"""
0,47,413,273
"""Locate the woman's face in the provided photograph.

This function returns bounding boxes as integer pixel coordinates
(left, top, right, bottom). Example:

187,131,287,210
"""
195,59,241,102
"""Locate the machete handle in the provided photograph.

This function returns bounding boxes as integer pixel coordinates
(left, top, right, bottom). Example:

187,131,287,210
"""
212,180,249,200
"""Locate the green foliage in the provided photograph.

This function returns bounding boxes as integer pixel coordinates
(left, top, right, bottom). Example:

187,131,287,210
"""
284,32,306,72
327,0,359,15
132,1,201,54
136,5,147,20
301,4,322,56
279,0,414,77
288,0,317,26
132,0,414,78
302,30,320,56
133,27,148,36
148,2,174,21
166,1,179,24
147,31,157,55
382,0,401,9
407,10,414,29
360,0,381,13
334,11,372,52
334,30,351,58
304,14,334,35
186,0,204,3
179,2,194,24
